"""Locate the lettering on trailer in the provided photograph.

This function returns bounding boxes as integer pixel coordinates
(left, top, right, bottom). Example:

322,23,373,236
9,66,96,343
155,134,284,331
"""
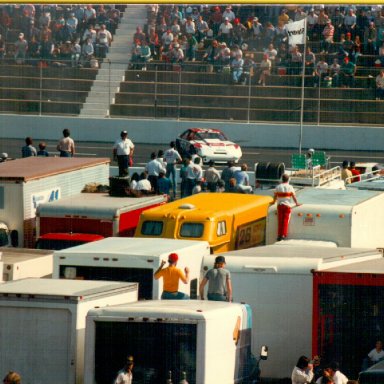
31,188,61,217
235,218,266,249
303,217,315,226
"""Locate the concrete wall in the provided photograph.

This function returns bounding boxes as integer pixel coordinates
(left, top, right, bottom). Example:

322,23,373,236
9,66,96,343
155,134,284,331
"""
0,114,383,150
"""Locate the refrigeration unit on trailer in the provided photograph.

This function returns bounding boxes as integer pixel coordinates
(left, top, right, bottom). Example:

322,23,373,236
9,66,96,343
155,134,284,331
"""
53,237,210,299
0,247,53,281
0,278,138,384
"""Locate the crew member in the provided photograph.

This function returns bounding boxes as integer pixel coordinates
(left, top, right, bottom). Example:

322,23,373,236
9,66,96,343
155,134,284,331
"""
114,355,134,384
113,130,135,177
154,252,190,300
272,173,301,241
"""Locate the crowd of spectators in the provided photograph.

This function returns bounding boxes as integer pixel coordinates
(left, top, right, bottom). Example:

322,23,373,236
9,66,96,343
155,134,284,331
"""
0,4,122,67
130,4,384,92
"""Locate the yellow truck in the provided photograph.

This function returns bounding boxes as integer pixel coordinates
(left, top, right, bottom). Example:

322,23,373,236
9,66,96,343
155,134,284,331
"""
135,193,273,254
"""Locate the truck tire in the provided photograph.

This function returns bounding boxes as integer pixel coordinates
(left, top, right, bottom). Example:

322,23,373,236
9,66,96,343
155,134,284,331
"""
267,162,285,180
255,162,270,180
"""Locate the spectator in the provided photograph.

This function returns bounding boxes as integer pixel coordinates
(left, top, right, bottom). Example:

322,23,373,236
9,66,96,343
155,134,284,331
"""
376,69,384,100
205,160,221,192
184,16,196,36
210,6,223,37
37,142,49,157
21,136,37,158
24,19,40,43
38,11,51,29
258,54,272,86
362,340,384,371
305,46,316,76
40,35,54,63
222,6,236,22
196,15,209,42
57,128,75,157
71,38,81,67
218,17,233,46
170,18,181,37
263,21,276,49
82,24,96,45
133,26,146,44
329,58,341,87
3,371,21,384
84,4,96,26
340,56,356,88
349,161,361,182
288,45,303,75
66,12,78,35
231,53,244,84
14,32,28,64
148,28,159,58
344,8,357,37
96,24,112,57
314,56,329,87
82,36,94,62
161,29,174,52
185,33,197,61
169,42,184,64
331,7,344,41
0,34,5,60
139,40,151,69
342,32,355,59
192,179,203,194
364,21,377,55
322,19,335,53
248,16,263,51
202,39,221,71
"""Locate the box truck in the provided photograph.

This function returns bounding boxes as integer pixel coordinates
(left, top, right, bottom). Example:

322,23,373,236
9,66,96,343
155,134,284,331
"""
84,300,254,384
53,237,210,299
0,247,53,281
36,193,168,250
0,278,138,384
135,193,273,254
0,157,110,247
313,257,384,379
208,245,383,380
266,188,384,247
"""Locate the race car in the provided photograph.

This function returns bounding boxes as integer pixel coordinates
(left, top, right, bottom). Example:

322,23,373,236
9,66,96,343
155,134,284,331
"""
175,128,242,164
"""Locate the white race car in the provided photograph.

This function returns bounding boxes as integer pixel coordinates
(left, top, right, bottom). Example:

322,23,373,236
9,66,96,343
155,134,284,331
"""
176,128,242,164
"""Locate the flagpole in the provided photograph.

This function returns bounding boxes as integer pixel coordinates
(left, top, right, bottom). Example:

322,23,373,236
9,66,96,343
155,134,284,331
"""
298,18,307,155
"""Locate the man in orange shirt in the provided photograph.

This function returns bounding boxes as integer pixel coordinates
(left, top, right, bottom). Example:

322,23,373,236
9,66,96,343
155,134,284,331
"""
154,253,190,299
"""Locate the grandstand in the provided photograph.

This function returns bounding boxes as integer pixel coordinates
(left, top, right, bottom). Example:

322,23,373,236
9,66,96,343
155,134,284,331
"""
0,4,383,125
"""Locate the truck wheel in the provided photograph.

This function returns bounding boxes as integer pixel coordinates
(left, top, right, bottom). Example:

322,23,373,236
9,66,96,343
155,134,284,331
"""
255,162,270,180
267,162,285,180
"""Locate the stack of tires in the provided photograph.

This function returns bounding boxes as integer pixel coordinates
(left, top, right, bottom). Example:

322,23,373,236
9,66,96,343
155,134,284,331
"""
109,176,131,197
255,162,285,182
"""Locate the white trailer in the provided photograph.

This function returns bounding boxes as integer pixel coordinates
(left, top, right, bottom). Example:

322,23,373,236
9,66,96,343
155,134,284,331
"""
84,300,253,384
0,247,53,281
0,278,138,384
0,157,110,247
53,237,210,300
206,245,383,379
266,188,384,247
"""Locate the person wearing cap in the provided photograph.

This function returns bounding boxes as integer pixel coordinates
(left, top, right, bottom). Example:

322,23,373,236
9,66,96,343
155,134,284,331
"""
272,173,301,241
340,56,356,88
199,255,232,302
57,128,75,157
3,371,21,384
114,355,134,384
321,19,335,53
222,6,235,22
154,253,190,300
218,16,233,46
113,131,134,177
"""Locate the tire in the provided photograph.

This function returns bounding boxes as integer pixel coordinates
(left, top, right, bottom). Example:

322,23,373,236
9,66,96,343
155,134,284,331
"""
267,162,285,180
255,162,270,180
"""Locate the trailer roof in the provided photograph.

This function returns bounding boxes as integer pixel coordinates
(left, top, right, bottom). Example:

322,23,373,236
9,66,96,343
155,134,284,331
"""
0,157,110,182
55,237,210,257
37,193,167,218
87,299,244,320
0,278,137,297
215,245,383,274
317,256,384,274
346,177,384,191
0,247,53,263
296,188,382,206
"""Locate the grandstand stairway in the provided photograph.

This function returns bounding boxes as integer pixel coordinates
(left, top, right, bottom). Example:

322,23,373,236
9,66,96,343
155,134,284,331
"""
79,4,147,118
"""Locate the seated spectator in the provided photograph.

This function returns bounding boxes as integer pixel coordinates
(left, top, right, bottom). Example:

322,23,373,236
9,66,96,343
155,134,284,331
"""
196,15,209,42
170,18,181,37
362,341,384,371
274,21,288,48
222,6,236,22
169,42,184,64
321,19,335,53
82,36,94,62
248,16,263,51
135,171,153,195
364,21,377,55
66,12,78,35
82,25,96,45
59,40,72,62
40,25,52,42
202,39,221,71
133,26,146,44
161,29,174,52
71,38,81,67
329,58,341,87
24,19,40,43
342,32,355,59
263,22,276,49
232,18,246,47
288,45,302,75
314,56,329,87
340,56,356,88
258,54,271,86
148,28,159,58
264,43,278,66
343,8,357,37
84,4,96,27
234,164,253,193
218,17,233,46
184,16,196,36
304,46,316,76
22,137,37,157
140,40,152,69
379,41,384,66
376,69,384,100
0,34,6,60
231,53,244,83
218,42,231,71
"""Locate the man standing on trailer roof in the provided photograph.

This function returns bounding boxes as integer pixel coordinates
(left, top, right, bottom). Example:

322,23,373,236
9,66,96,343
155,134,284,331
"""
272,173,301,242
113,130,134,177
154,252,190,300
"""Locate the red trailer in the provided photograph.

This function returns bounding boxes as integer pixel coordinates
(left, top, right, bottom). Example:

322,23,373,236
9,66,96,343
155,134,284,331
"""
36,193,168,250
313,257,384,379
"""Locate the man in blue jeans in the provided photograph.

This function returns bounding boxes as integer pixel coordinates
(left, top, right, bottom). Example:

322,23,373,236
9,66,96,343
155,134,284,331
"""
199,255,233,302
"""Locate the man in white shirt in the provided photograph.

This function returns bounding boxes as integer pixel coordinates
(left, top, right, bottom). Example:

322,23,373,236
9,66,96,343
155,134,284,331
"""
114,355,134,384
164,141,182,197
272,173,301,241
322,362,348,384
113,131,134,177
145,152,166,193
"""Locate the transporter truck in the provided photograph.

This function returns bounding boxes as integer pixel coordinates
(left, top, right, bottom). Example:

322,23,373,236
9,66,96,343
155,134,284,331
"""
84,300,266,384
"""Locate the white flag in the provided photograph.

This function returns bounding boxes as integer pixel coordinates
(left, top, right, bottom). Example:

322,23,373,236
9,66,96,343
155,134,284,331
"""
285,18,306,45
